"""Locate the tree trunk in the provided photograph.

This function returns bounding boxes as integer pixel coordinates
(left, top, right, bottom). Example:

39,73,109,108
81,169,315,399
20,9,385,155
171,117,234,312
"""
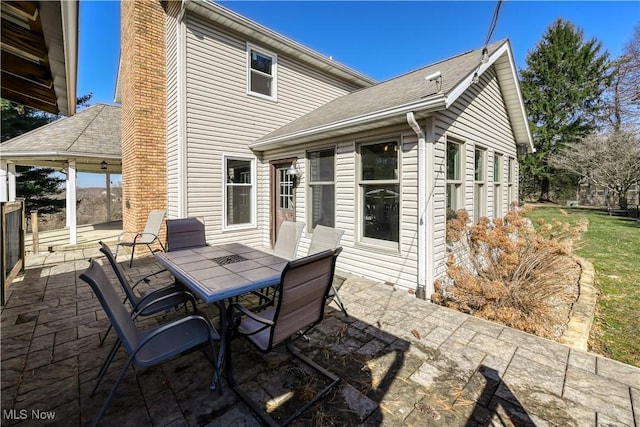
538,177,550,201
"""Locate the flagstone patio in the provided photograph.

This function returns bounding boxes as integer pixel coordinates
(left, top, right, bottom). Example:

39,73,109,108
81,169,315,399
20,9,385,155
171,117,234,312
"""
1,247,638,426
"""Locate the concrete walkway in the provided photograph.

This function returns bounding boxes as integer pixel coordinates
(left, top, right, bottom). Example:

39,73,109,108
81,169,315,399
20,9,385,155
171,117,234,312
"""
1,247,638,426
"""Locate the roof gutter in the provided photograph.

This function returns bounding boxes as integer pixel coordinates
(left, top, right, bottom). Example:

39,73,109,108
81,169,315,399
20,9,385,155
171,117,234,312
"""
0,152,121,160
250,95,447,150
60,0,78,116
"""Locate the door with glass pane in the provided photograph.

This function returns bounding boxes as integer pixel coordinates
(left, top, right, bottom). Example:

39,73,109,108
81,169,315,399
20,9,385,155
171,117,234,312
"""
271,162,295,245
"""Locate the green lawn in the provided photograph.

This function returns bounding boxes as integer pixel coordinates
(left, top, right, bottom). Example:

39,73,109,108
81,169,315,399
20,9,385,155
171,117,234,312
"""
524,205,640,367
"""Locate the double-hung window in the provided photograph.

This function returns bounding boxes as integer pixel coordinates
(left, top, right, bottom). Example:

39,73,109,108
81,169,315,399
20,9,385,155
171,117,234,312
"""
474,147,486,222
224,156,255,228
307,148,335,228
446,138,463,214
247,44,277,101
493,153,503,218
359,141,400,246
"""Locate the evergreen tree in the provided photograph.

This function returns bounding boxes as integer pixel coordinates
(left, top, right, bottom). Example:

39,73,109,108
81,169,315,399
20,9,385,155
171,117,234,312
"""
1,99,52,142
15,166,65,215
519,19,612,201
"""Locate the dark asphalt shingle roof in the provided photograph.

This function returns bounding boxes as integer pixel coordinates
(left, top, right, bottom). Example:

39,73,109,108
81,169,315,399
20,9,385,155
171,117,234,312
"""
0,103,121,157
256,40,507,144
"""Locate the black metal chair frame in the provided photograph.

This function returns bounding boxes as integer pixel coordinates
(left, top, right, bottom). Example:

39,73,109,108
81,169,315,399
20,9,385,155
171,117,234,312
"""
79,259,220,426
225,248,342,427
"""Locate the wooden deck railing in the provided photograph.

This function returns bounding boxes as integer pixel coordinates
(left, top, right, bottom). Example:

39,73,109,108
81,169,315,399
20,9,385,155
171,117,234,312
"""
1,201,25,305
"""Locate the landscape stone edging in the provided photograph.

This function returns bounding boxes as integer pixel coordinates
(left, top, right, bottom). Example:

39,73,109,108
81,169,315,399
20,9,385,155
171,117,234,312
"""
560,256,597,351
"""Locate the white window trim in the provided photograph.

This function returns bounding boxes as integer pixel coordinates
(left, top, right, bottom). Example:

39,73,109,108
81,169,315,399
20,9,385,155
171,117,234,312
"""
493,152,503,218
356,138,401,251
446,136,465,212
246,43,278,102
507,156,515,210
474,146,487,222
306,146,336,231
222,154,257,230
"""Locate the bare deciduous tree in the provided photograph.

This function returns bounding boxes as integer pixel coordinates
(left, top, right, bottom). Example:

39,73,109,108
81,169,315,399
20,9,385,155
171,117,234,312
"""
605,25,640,131
551,131,640,208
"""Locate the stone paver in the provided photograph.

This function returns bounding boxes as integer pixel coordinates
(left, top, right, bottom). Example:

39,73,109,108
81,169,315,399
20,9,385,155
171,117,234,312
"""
1,248,639,426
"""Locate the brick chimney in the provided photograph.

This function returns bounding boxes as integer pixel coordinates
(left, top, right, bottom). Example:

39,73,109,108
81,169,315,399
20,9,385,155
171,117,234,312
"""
120,0,167,242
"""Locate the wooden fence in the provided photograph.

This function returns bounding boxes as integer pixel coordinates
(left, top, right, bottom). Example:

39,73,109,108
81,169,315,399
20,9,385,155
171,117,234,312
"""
1,201,25,305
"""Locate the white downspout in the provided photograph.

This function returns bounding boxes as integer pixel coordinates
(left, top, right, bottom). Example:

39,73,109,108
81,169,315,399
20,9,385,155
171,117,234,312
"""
406,112,427,299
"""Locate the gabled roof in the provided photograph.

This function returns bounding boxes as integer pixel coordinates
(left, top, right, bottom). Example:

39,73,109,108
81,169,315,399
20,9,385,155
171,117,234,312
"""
251,39,534,152
0,104,121,173
0,0,78,116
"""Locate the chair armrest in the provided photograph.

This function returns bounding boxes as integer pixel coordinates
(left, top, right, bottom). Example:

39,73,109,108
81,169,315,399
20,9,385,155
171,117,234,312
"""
117,231,142,244
132,289,197,317
230,302,275,327
132,269,169,289
135,313,220,351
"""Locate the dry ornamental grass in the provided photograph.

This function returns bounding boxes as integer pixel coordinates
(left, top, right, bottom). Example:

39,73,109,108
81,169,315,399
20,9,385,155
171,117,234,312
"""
434,209,586,340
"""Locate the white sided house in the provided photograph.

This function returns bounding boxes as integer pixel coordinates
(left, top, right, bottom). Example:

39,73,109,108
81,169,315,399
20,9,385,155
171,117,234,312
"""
121,1,533,300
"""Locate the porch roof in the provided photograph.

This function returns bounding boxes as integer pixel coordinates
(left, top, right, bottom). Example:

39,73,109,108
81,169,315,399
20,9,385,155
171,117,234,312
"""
0,0,78,116
0,103,121,173
250,39,534,153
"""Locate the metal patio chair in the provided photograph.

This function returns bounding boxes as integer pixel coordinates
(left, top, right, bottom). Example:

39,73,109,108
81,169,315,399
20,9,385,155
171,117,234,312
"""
79,259,220,426
226,247,342,427
166,217,207,251
272,221,305,260
252,221,305,308
98,241,197,345
307,225,348,317
114,209,166,267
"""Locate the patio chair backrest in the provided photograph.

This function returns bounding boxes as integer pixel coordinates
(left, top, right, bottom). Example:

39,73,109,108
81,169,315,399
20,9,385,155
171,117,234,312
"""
270,247,342,347
166,217,207,251
140,210,166,242
80,260,141,354
273,221,305,260
307,225,345,255
99,241,140,306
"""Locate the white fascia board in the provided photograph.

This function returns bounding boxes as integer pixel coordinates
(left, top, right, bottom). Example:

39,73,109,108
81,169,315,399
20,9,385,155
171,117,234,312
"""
250,96,447,150
60,0,78,116
445,41,534,153
501,45,535,153
0,152,121,160
446,42,510,109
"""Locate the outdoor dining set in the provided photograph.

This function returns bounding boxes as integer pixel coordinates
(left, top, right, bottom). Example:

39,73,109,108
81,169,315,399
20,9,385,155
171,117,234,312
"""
78,211,347,426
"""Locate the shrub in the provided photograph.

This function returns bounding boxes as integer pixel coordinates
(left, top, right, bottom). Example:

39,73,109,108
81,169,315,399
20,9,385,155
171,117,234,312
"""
433,209,587,339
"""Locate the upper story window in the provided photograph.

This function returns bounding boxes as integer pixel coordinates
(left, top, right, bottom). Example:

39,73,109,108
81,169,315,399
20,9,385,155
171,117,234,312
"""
247,44,277,101
307,148,335,229
446,138,464,213
359,141,400,247
224,155,256,229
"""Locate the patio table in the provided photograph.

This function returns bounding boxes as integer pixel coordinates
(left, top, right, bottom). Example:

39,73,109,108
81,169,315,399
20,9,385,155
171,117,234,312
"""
154,242,288,387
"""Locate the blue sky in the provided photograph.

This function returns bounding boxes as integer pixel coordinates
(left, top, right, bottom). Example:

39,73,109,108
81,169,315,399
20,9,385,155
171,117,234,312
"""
75,0,639,187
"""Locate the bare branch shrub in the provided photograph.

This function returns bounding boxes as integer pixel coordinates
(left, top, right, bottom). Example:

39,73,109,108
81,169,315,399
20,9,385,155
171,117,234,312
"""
433,210,587,339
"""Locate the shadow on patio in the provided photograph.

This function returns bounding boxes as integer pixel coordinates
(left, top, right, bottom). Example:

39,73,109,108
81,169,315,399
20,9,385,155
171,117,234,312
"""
1,248,638,426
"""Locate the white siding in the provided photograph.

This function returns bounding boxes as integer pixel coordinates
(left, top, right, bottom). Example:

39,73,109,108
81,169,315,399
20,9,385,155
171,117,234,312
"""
261,123,421,291
178,12,362,245
432,67,518,283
